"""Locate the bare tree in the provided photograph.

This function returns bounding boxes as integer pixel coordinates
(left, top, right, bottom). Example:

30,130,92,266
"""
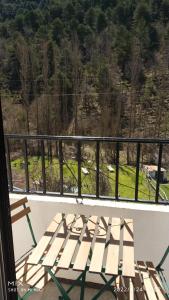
16,36,34,134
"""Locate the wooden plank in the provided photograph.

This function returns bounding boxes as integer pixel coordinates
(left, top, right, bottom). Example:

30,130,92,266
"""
27,266,46,287
10,197,28,211
16,263,33,281
73,216,99,271
11,207,31,224
129,278,134,300
19,265,42,283
28,213,64,265
34,266,57,290
105,218,121,275
46,213,65,232
146,262,166,300
16,258,29,272
42,237,64,267
122,276,133,299
115,276,126,300
17,262,57,290
42,214,75,267
89,216,109,273
138,261,157,300
57,215,87,269
122,219,135,277
132,270,146,300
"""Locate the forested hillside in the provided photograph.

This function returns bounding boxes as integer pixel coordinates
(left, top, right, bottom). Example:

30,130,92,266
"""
1,0,169,137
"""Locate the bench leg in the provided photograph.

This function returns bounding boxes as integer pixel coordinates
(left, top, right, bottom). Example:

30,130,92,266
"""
46,268,71,300
158,270,169,299
100,273,116,298
80,269,87,300
91,275,117,300
20,288,36,300
54,269,88,300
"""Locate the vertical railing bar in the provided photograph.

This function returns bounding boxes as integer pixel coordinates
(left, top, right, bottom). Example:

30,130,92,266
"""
77,141,81,197
59,140,63,196
56,141,58,158
135,143,141,201
41,140,46,194
23,139,29,193
5,137,13,192
96,141,100,198
155,143,163,203
115,142,119,200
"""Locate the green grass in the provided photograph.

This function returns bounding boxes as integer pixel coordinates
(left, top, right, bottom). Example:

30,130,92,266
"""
159,184,169,200
11,156,156,201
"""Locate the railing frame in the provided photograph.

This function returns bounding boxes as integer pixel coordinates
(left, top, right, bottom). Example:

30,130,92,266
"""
4,134,169,205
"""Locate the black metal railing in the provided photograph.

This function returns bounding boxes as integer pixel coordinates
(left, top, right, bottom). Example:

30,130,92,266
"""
4,134,169,205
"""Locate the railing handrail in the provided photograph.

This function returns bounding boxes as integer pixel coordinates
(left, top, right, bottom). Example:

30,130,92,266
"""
4,134,169,144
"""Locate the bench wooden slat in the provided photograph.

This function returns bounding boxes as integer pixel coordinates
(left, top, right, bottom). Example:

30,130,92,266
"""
42,238,64,267
10,197,28,211
46,213,65,232
146,262,166,300
42,214,75,267
129,278,134,299
11,207,31,224
132,271,146,300
16,263,33,281
122,276,131,299
27,266,46,287
34,266,57,289
16,258,29,272
122,219,135,277
57,215,87,269
16,257,58,290
27,213,64,265
138,261,157,300
115,276,126,300
89,217,109,273
73,216,98,271
19,265,42,283
105,218,121,275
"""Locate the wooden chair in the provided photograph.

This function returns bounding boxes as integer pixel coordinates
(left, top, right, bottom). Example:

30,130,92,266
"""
10,197,55,300
114,240,169,299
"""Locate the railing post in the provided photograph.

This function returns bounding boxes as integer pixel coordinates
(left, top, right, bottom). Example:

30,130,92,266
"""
155,143,163,203
135,143,141,201
59,141,63,196
5,137,13,192
77,141,81,197
115,142,119,200
96,141,100,198
41,140,46,194
23,139,29,193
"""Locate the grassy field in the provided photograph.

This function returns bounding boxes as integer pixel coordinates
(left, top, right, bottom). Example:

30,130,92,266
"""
11,156,159,201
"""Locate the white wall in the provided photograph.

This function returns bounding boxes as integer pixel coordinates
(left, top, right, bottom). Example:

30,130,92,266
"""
10,194,169,284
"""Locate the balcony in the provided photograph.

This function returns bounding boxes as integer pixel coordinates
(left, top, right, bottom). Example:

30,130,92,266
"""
10,194,169,299
5,135,169,299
